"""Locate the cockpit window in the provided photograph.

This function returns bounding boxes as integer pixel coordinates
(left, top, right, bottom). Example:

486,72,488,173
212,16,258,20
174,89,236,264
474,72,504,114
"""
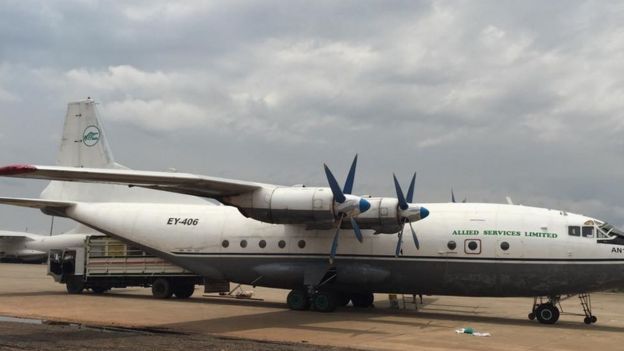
568,226,580,236
598,223,624,238
582,226,594,238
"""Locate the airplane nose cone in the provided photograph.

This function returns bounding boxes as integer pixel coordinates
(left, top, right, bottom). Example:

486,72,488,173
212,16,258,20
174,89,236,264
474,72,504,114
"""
420,207,430,219
359,198,371,213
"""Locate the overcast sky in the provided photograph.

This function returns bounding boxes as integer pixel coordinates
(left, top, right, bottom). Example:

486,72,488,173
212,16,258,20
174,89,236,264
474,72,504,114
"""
1,0,624,233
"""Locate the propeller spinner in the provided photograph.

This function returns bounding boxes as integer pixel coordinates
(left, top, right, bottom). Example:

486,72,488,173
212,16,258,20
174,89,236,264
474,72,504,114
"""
324,155,371,263
393,173,429,256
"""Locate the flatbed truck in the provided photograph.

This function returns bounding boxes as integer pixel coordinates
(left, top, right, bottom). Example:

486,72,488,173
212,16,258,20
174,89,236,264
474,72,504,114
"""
47,235,227,298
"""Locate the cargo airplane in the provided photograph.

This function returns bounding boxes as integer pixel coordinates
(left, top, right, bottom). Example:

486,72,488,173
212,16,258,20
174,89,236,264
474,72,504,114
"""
1,99,623,325
0,230,94,263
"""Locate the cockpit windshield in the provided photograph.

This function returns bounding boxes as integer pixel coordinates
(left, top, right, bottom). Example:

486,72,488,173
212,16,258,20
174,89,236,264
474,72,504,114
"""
598,223,624,238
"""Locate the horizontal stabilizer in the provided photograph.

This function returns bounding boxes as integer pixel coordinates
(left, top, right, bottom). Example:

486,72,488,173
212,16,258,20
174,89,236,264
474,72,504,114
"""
0,164,264,198
0,231,36,242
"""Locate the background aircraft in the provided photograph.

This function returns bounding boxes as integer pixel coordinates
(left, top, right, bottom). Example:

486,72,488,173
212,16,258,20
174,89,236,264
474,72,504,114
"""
0,229,96,263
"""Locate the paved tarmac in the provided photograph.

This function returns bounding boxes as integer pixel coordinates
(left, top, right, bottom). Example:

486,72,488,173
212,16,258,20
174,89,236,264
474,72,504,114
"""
1,263,624,351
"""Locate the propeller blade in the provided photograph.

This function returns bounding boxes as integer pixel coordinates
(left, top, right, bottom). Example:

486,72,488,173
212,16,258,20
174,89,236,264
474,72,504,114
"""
324,164,346,203
409,221,420,250
451,188,456,203
330,214,345,263
350,217,364,243
393,174,409,210
406,172,416,203
342,154,358,195
395,227,404,257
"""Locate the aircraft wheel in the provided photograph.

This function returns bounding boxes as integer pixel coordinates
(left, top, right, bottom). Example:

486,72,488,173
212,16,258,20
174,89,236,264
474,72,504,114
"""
591,316,597,323
152,278,173,299
286,289,310,311
173,283,195,299
528,313,536,320
535,303,559,324
312,291,337,313
350,292,374,308
65,278,84,294
584,317,592,325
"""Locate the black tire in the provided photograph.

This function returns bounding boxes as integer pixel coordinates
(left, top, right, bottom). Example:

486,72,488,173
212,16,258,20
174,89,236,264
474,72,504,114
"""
173,284,195,299
584,316,592,325
535,303,559,324
528,313,536,320
65,278,84,294
312,291,337,313
152,278,173,299
350,292,374,308
287,289,310,311
591,316,597,323
91,286,109,294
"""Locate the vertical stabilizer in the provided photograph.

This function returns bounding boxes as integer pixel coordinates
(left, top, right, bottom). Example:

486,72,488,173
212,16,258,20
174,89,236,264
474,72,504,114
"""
57,98,116,168
41,98,209,205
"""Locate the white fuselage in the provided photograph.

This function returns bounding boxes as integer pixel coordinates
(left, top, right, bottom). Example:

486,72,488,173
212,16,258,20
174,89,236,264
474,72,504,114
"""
62,201,624,296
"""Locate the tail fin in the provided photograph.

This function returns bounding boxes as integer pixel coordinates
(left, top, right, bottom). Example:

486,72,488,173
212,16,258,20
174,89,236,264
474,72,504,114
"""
57,98,118,168
41,98,208,205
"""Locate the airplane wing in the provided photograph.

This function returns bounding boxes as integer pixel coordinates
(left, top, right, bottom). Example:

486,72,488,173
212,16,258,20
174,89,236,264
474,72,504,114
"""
0,164,269,198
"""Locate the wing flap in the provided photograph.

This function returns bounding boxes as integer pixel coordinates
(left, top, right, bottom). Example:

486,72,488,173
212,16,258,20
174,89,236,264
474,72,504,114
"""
0,164,265,198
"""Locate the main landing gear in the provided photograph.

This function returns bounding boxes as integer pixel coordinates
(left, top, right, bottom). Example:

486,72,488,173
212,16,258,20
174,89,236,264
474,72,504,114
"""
528,294,597,325
286,289,374,313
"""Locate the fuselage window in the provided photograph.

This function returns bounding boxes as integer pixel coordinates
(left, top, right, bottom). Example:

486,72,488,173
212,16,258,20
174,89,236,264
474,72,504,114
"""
222,240,229,248
447,241,456,250
467,241,478,251
298,240,306,249
568,226,581,236
500,241,510,251
240,240,247,248
259,240,267,248
278,240,286,249
582,226,594,238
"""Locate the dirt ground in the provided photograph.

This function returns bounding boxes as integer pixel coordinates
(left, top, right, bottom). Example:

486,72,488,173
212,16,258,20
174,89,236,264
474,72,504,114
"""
2,263,624,351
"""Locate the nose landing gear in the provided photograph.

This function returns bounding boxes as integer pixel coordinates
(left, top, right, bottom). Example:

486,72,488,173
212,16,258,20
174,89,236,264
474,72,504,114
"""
529,294,597,325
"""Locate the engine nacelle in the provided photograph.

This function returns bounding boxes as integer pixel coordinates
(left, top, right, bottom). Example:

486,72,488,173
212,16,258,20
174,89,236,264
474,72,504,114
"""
223,187,336,225
223,188,406,233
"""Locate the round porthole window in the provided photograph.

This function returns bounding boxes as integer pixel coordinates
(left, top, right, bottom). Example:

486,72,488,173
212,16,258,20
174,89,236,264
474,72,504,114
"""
468,241,478,251
298,240,306,249
259,240,267,248
447,241,456,250
500,241,510,251
278,240,286,249
240,240,247,248
222,240,229,248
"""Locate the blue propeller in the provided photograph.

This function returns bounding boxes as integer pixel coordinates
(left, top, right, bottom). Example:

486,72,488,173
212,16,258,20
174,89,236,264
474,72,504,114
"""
393,173,429,256
324,155,371,263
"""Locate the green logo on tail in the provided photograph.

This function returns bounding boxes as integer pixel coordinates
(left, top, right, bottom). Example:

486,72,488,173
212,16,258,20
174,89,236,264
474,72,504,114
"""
83,126,100,147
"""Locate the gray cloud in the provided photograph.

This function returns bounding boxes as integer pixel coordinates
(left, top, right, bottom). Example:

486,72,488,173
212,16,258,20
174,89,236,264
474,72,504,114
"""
2,0,624,234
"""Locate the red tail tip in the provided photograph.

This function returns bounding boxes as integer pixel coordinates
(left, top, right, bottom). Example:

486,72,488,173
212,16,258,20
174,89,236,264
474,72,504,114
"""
0,164,37,175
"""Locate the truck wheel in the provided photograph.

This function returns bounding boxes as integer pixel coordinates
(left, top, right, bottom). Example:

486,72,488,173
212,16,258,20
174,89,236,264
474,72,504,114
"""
66,278,84,294
173,284,195,299
152,278,173,299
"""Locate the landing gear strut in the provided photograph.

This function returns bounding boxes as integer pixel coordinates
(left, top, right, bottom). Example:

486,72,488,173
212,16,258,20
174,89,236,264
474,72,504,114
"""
529,294,597,325
579,293,597,324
